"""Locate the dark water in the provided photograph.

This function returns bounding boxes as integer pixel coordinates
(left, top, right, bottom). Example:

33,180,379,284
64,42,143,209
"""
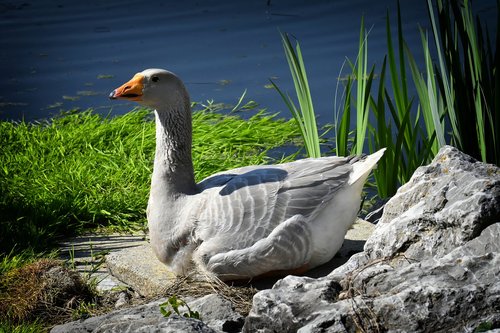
0,0,496,125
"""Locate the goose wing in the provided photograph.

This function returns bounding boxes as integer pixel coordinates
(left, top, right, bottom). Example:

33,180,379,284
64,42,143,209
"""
193,156,354,258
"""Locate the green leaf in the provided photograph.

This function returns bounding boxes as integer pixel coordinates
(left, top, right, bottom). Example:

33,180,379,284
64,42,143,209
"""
273,32,321,158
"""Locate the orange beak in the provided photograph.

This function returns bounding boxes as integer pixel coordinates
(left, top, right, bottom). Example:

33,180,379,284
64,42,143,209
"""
109,74,144,101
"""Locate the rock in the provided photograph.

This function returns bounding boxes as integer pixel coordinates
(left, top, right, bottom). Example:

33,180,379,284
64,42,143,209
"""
51,310,216,333
245,223,500,332
51,293,244,333
189,294,245,333
244,146,500,332
106,244,177,297
363,145,499,262
114,291,130,308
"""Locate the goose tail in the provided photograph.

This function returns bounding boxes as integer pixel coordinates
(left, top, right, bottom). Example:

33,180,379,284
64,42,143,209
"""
348,148,386,186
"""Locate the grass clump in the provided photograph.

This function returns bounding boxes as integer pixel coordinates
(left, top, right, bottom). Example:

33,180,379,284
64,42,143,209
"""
0,259,95,327
0,106,300,255
0,109,153,253
0,320,47,333
0,249,52,276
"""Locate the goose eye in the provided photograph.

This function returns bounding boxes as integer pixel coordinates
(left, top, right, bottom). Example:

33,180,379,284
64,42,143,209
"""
152,76,159,82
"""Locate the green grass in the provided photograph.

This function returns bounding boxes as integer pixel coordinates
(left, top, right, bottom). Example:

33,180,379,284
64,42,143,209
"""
333,16,376,157
0,249,56,276
0,320,46,333
0,105,300,255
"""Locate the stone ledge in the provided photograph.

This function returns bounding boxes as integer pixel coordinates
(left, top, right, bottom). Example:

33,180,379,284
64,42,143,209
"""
106,243,177,297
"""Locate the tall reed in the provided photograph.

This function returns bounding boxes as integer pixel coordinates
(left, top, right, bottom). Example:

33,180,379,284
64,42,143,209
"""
351,17,375,155
271,33,321,158
424,0,499,164
276,0,498,198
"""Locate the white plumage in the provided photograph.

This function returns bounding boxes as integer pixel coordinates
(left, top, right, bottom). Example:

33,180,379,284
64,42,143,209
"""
110,68,385,281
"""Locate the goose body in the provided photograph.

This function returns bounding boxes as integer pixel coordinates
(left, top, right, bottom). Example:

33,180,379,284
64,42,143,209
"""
110,68,385,281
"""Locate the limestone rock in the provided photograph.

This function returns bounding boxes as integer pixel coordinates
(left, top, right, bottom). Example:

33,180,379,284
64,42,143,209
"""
364,145,499,262
51,311,215,333
244,146,500,332
50,293,243,333
189,294,245,333
245,223,500,332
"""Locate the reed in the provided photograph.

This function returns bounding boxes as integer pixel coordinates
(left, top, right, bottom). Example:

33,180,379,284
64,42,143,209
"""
369,3,436,196
276,0,498,197
351,17,375,155
423,0,499,164
271,32,321,158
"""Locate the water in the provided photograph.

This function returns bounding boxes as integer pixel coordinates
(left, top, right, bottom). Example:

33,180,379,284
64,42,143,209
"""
0,0,496,125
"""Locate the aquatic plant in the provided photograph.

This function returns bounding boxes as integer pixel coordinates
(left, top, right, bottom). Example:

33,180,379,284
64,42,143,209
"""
421,0,499,164
368,3,436,197
275,0,499,197
271,32,321,158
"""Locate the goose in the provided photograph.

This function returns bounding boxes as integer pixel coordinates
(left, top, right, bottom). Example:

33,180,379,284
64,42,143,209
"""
109,68,385,281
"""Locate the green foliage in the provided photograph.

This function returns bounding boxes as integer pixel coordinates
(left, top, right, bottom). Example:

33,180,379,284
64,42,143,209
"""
423,0,499,164
0,106,300,255
278,0,499,198
351,17,375,155
367,0,500,195
369,3,436,197
0,320,46,333
333,18,374,157
159,295,200,320
71,301,97,321
0,249,48,276
271,32,321,157
474,321,494,332
333,69,352,157
66,242,109,282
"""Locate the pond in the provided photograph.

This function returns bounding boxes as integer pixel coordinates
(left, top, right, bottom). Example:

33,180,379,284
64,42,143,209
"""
0,0,496,125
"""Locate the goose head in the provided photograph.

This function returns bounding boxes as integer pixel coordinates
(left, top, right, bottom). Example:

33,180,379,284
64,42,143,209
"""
109,68,189,111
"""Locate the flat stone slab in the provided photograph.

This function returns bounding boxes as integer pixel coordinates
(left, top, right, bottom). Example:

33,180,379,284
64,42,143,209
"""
105,218,375,294
59,233,147,292
106,243,177,297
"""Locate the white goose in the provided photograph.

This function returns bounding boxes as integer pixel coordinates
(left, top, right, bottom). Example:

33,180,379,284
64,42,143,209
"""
110,68,385,281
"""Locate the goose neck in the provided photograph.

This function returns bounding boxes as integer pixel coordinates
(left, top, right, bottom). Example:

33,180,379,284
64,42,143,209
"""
152,108,196,195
